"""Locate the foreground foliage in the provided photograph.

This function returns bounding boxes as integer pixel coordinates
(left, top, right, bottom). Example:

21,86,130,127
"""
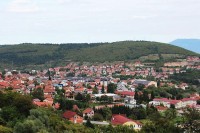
0,91,200,133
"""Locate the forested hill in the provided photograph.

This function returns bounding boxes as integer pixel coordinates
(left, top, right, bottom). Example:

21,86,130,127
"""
0,41,198,68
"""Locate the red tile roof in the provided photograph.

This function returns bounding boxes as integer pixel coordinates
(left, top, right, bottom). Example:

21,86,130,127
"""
111,114,141,125
0,81,10,88
54,103,60,109
182,98,196,102
63,110,77,119
156,106,168,111
83,108,93,114
115,91,135,96
153,98,169,102
153,98,181,105
33,101,52,107
169,100,181,105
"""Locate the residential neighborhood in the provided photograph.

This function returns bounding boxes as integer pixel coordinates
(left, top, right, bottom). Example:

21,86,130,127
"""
0,56,200,132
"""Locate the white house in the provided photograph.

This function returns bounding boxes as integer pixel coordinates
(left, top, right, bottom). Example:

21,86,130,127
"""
181,98,197,107
83,108,94,118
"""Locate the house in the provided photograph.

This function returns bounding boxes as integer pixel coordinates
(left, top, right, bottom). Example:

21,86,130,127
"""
164,62,188,67
124,96,136,105
115,91,135,98
156,106,168,112
150,98,184,109
43,88,55,95
83,108,94,118
74,87,85,94
62,110,83,124
93,93,121,101
87,89,93,94
111,114,142,130
33,100,52,107
117,82,128,91
0,81,10,89
169,100,182,108
181,98,197,107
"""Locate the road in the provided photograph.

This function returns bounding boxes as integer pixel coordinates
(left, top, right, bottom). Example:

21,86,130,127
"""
83,120,109,125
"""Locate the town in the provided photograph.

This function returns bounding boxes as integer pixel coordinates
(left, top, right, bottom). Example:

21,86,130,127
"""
0,56,200,132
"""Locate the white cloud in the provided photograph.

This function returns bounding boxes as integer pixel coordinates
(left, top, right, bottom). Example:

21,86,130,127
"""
7,0,39,13
0,0,199,44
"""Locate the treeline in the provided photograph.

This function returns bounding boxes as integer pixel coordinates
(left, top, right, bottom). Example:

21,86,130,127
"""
0,41,198,67
170,69,200,85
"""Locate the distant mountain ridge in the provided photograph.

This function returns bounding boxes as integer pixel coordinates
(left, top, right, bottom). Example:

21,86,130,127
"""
0,41,198,69
170,39,200,53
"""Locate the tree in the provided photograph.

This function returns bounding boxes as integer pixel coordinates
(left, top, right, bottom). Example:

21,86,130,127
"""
134,91,139,101
83,94,91,102
146,105,158,118
108,97,113,103
0,106,19,122
14,119,45,133
136,84,145,91
102,107,112,121
141,121,156,133
14,108,69,133
57,97,66,110
101,85,105,94
85,119,94,129
33,80,39,87
157,80,161,87
75,93,83,101
66,72,75,77
0,91,17,108
100,95,108,102
197,100,200,105
142,90,150,103
176,94,183,100
165,109,177,120
170,104,175,109
151,91,155,100
32,88,44,101
13,94,34,117
183,108,200,133
141,119,182,133
93,113,104,121
107,83,117,93
55,88,65,97
92,85,98,94
0,125,12,133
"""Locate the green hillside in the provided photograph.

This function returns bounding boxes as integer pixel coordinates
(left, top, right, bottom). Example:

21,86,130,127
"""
0,41,198,68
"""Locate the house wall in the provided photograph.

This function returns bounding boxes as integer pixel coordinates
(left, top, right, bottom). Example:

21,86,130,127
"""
69,115,83,124
174,102,182,109
123,122,142,130
182,101,197,107
83,111,94,118
148,81,157,87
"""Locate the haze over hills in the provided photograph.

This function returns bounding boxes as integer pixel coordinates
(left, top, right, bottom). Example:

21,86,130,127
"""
170,39,200,54
0,41,198,69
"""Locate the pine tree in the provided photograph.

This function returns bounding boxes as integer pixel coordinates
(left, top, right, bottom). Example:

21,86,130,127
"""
101,85,105,94
135,91,139,100
85,119,94,129
151,91,155,100
93,85,98,94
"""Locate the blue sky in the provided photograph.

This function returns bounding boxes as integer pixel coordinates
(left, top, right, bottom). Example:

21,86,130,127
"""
0,0,200,44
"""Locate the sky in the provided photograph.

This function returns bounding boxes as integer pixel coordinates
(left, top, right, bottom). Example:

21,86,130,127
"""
0,0,200,44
